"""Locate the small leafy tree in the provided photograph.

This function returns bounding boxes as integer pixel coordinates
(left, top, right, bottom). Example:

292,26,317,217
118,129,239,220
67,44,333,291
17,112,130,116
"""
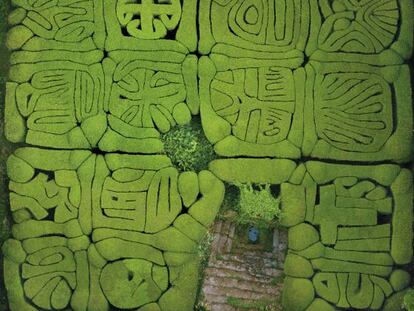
236,183,282,228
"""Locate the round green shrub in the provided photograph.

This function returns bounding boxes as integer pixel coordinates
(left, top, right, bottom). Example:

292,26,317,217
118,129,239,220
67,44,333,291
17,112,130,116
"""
161,117,216,172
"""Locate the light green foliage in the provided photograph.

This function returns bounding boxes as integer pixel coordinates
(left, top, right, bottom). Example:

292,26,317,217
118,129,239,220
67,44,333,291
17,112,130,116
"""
1,149,224,311
288,223,319,251
236,183,282,228
161,119,216,172
1,0,414,311
284,164,413,310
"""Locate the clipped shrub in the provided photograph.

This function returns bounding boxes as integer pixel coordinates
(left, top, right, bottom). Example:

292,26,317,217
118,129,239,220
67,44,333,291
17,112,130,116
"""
282,277,315,311
161,117,216,172
235,183,282,228
384,289,409,311
288,223,320,251
390,269,411,292
404,289,414,311
284,254,314,278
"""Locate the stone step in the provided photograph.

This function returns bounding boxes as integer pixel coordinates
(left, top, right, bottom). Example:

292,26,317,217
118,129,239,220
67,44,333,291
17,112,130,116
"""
205,296,282,311
231,243,272,253
209,259,283,278
204,267,277,284
202,221,286,311
203,293,228,304
204,275,281,295
208,303,237,311
216,253,277,268
202,284,276,301
230,248,277,258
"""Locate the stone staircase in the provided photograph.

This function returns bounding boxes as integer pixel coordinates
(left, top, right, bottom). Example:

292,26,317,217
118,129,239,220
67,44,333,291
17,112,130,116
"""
201,221,287,311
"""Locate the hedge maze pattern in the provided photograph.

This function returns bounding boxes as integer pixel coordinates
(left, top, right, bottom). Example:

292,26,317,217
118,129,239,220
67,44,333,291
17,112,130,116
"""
2,0,413,310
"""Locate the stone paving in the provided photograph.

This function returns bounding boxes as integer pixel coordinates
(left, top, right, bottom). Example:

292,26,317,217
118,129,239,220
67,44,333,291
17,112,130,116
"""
201,221,287,311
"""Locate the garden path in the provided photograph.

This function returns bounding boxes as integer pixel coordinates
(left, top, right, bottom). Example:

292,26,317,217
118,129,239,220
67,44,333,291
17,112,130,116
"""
201,221,287,311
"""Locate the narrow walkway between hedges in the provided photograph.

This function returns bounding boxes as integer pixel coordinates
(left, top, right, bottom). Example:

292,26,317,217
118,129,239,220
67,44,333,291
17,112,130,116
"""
201,221,287,311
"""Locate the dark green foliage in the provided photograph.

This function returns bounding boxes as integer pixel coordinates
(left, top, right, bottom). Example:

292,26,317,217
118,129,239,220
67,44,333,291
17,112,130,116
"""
220,183,240,215
161,117,216,172
404,289,414,311
384,290,409,311
0,0,11,242
0,2,11,311
194,232,214,311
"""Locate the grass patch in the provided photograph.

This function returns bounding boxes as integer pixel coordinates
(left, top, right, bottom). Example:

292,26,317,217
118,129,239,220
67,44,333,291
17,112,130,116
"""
227,297,281,311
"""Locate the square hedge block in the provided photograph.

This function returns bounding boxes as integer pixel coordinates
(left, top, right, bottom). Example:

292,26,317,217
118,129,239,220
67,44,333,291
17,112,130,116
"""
281,161,413,310
199,56,304,159
3,147,225,311
99,49,199,153
307,0,414,65
199,0,314,56
303,61,412,163
104,0,197,52
6,0,105,51
5,50,105,149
